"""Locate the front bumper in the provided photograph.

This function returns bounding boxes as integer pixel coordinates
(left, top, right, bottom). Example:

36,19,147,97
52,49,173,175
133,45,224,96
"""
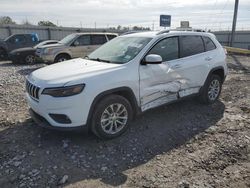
36,53,54,63
26,92,90,129
29,109,86,131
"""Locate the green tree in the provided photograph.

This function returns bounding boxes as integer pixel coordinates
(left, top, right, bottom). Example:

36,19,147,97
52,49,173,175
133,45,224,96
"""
0,16,16,25
117,25,122,30
38,21,57,27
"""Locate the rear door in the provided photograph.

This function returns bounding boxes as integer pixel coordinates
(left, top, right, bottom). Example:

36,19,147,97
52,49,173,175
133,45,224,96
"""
90,34,108,51
202,36,218,66
174,35,209,97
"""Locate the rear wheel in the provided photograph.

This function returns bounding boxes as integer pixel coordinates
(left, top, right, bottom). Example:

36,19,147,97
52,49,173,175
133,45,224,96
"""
199,74,222,104
55,54,70,63
91,95,133,139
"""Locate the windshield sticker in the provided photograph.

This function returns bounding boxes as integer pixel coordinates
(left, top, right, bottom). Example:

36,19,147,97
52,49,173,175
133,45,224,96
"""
124,55,131,59
129,43,143,48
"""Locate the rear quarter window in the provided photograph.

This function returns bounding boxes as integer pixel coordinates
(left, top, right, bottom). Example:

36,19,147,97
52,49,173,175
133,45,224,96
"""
203,36,216,51
180,35,205,58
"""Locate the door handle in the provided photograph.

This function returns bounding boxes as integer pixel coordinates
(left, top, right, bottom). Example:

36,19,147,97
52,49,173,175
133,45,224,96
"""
172,64,182,69
205,57,212,61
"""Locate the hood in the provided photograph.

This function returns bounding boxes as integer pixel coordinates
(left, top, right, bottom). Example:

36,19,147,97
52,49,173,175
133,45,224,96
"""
11,47,35,53
30,58,123,86
37,43,65,49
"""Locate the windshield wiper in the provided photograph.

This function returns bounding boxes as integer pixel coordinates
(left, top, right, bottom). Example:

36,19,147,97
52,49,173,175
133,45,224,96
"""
89,58,110,63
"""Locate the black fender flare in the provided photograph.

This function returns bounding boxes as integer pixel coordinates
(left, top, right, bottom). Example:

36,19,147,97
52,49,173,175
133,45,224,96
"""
86,87,140,127
199,66,225,94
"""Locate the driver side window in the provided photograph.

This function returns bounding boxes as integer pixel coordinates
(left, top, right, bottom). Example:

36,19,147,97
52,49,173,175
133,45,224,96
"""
148,37,179,62
74,35,91,46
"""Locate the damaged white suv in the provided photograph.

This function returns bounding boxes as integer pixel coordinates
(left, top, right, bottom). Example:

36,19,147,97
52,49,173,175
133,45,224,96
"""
26,30,227,139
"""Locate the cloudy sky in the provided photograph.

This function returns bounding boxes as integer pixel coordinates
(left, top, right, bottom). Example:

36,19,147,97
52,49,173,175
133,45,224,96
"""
0,0,250,31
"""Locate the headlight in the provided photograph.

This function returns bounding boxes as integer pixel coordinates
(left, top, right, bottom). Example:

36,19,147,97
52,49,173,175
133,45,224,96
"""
42,84,85,97
43,48,54,54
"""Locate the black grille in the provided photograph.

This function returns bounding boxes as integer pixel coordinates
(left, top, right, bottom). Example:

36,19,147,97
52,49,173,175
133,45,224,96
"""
26,80,40,100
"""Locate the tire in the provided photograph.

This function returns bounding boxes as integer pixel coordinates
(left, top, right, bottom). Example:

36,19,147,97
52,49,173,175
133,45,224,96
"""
199,74,222,104
91,95,133,139
0,48,8,60
54,54,70,63
25,54,36,64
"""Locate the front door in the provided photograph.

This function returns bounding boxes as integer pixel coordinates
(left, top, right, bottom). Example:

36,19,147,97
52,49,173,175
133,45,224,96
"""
139,37,183,111
69,35,91,58
6,35,27,51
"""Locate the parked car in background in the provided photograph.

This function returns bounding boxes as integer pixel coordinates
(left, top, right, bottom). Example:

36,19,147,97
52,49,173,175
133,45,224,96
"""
26,30,227,139
36,32,117,63
9,40,58,64
0,33,39,60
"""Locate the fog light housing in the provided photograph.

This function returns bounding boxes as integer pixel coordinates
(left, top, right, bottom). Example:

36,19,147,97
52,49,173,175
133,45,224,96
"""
49,114,72,124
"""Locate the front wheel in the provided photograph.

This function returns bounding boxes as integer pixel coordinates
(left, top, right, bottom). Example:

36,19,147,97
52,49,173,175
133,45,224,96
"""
54,54,70,63
199,74,222,104
25,54,36,64
91,95,133,139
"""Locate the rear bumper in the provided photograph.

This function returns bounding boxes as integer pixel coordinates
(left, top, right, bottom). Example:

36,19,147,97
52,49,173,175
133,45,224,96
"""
29,108,87,131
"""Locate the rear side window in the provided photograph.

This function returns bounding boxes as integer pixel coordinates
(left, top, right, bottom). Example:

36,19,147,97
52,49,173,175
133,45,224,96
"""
180,36,205,57
91,35,107,45
148,37,179,62
107,35,117,40
203,36,216,51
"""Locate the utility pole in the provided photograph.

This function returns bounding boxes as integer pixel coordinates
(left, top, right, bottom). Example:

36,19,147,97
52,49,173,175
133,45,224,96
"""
230,0,239,47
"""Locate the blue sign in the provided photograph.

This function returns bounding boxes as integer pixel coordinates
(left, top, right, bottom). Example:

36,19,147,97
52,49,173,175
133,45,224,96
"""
160,15,171,27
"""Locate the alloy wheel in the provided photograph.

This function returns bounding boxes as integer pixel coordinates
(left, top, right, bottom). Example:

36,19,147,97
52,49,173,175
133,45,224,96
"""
100,103,128,135
208,79,220,101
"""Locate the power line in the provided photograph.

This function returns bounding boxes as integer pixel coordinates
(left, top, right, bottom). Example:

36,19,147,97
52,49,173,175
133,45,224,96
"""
205,0,218,29
212,0,230,30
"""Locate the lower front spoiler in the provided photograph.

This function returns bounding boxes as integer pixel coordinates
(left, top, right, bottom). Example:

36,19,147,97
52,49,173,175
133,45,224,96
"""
29,109,87,131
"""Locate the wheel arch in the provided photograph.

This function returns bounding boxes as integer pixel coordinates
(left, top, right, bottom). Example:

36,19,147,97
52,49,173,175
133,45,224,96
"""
206,66,225,83
86,87,140,126
54,52,71,61
200,66,225,94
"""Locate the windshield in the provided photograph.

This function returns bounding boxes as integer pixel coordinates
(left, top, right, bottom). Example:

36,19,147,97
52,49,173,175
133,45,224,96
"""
59,34,77,45
88,36,152,64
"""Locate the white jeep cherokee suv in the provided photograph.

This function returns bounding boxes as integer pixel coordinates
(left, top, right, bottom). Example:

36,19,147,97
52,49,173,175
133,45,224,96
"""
26,30,227,139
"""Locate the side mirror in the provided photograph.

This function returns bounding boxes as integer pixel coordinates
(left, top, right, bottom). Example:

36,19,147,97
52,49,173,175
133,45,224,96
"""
141,54,162,65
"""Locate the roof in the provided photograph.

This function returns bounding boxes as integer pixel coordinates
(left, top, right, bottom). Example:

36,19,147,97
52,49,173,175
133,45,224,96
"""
120,30,215,38
75,32,118,36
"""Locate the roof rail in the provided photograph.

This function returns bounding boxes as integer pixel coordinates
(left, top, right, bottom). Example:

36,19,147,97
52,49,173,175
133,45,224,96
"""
120,31,146,36
156,30,170,35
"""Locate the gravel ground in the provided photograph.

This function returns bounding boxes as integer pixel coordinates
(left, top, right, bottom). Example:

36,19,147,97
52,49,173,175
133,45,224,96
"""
0,55,249,188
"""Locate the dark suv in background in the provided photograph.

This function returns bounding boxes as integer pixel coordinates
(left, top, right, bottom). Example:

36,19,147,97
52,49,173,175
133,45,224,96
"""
0,33,39,60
